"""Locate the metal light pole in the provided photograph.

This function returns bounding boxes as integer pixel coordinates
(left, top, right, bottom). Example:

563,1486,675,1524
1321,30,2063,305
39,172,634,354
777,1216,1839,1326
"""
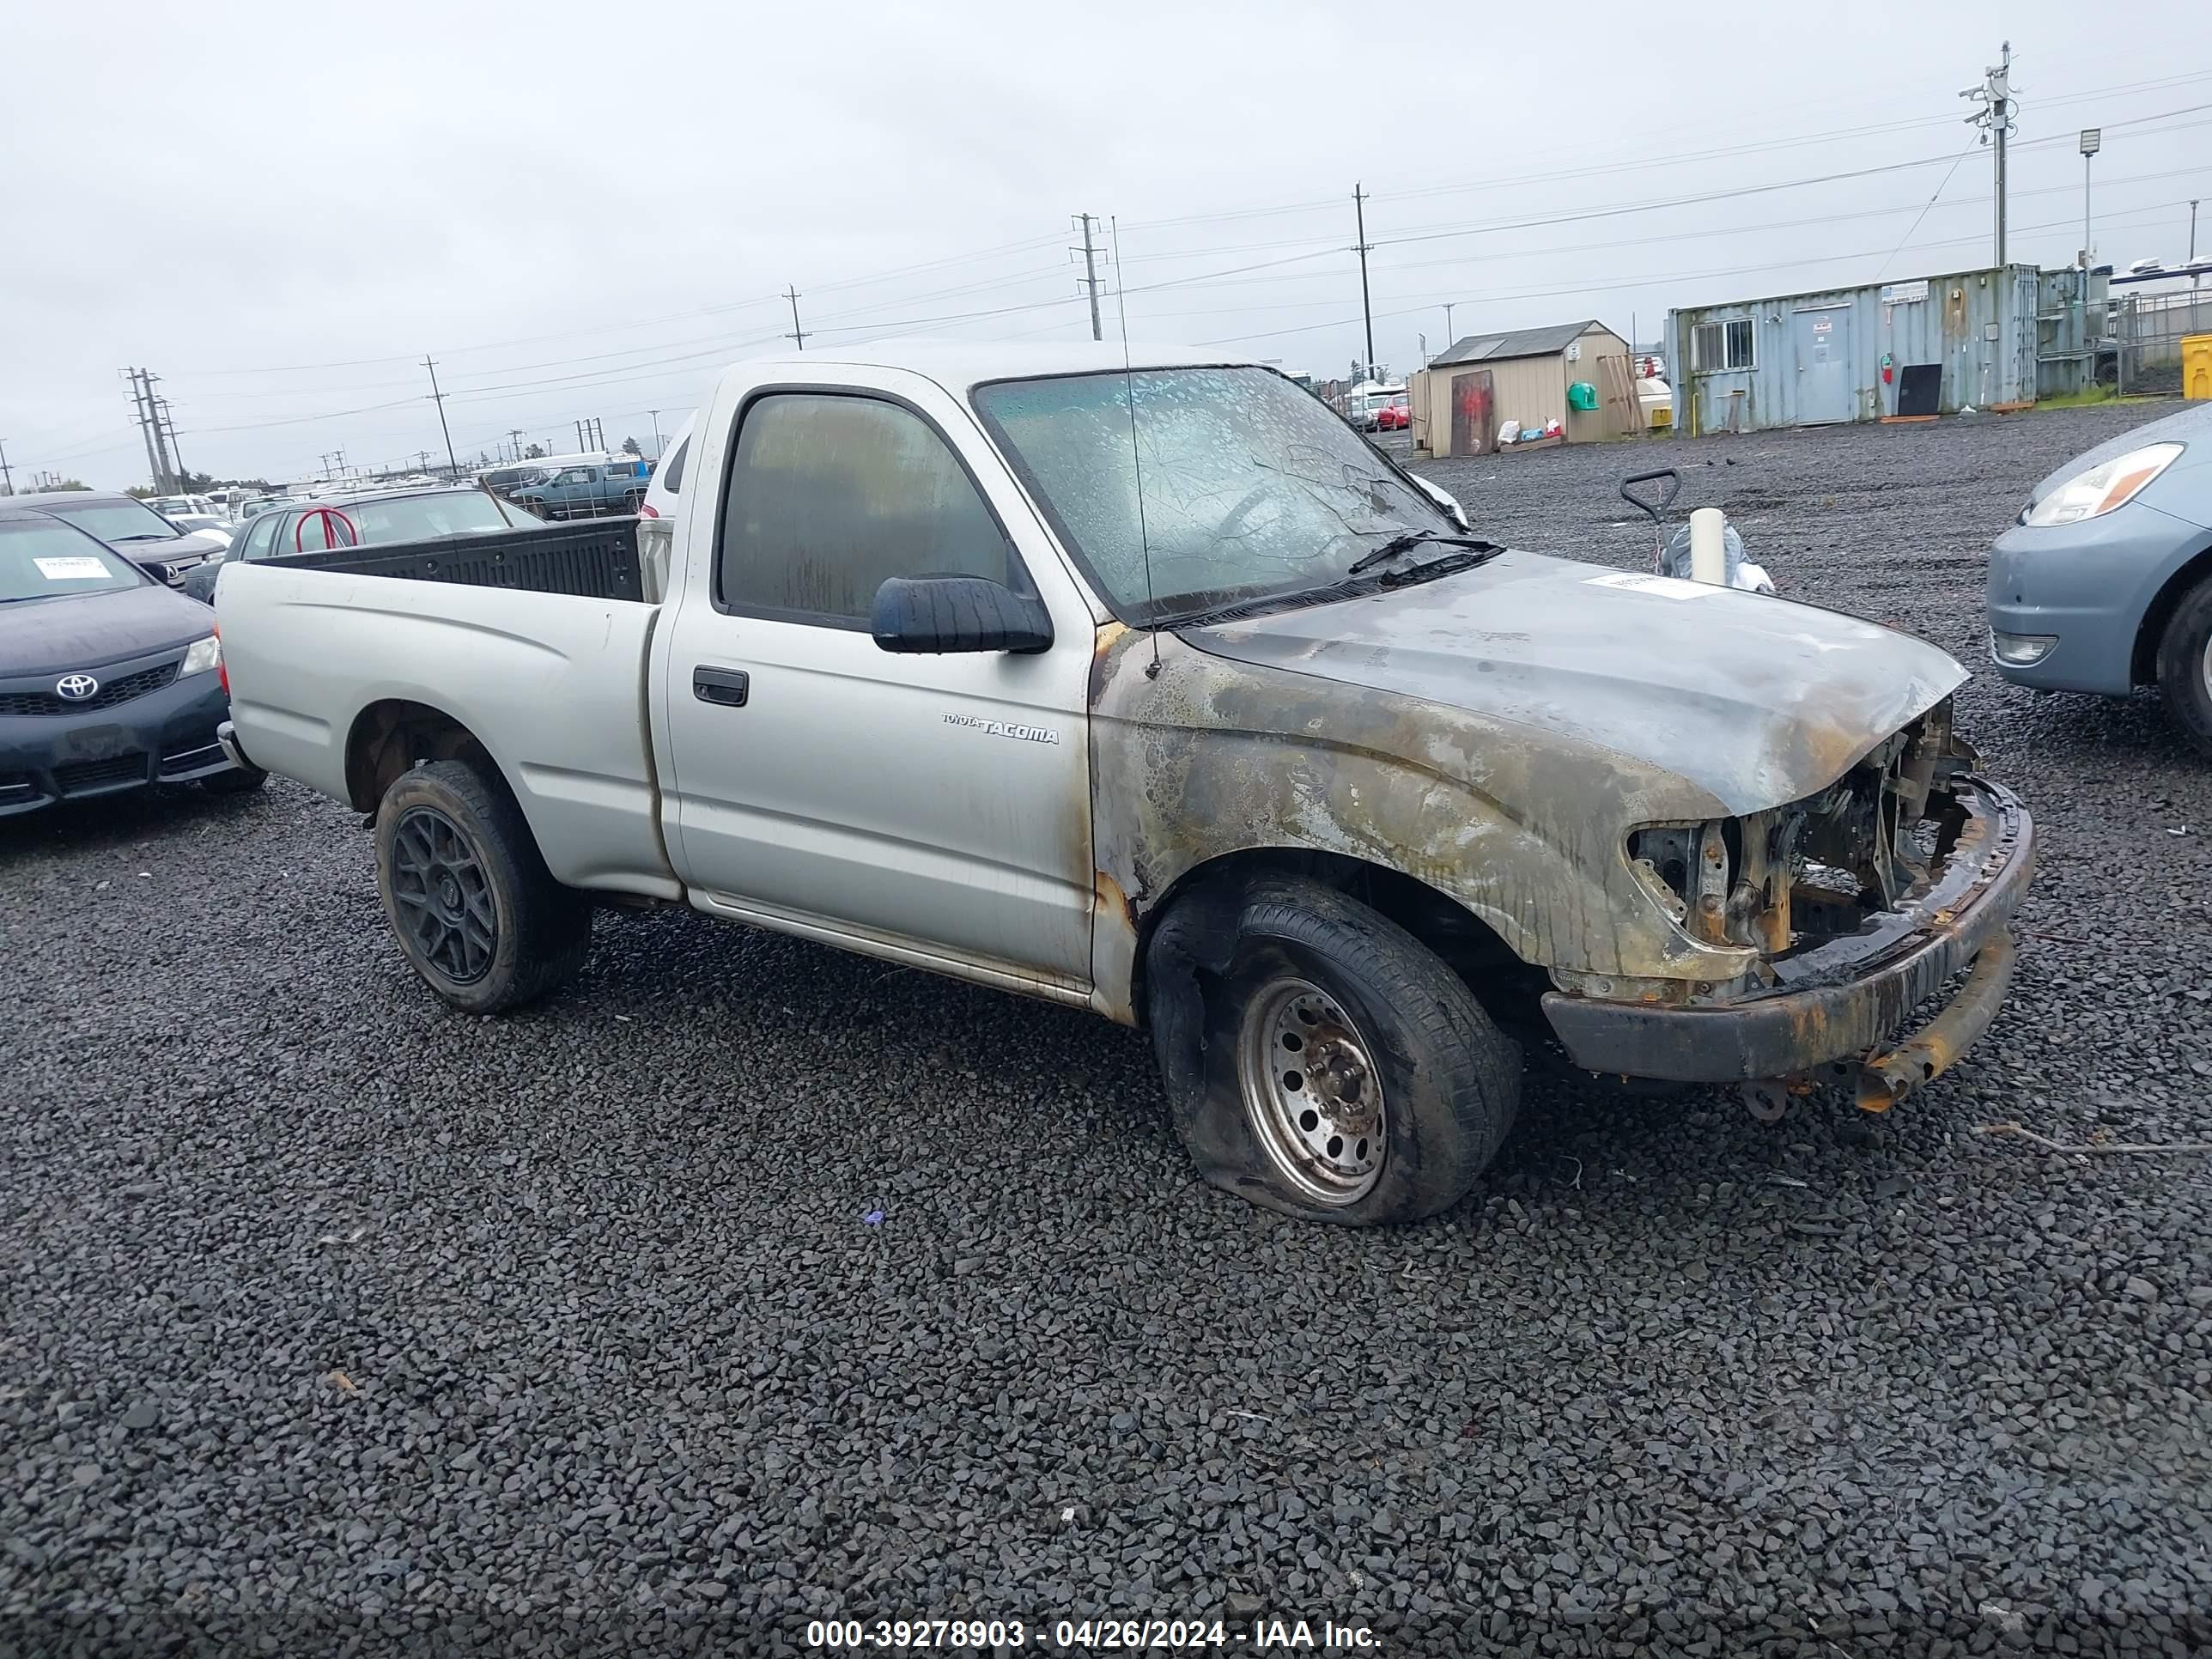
1440,302,1455,349
2191,199,2201,289
2080,127,2100,270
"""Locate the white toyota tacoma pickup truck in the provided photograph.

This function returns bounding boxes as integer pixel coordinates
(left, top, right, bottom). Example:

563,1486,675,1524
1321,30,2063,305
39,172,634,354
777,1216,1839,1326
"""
216,343,2033,1225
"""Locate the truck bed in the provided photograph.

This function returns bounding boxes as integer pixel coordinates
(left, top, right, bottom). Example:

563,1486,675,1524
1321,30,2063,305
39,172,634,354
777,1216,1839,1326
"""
216,528,678,901
289,517,645,602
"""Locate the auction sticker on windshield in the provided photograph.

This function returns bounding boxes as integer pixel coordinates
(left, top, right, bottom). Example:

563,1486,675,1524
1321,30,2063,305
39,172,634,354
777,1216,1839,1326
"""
33,557,112,580
1582,571,1719,600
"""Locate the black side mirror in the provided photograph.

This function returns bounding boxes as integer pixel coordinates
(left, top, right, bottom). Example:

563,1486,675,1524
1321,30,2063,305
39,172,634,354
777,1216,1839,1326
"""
872,574,1053,654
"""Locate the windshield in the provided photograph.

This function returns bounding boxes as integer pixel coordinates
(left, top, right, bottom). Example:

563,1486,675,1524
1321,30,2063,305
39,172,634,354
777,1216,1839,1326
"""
973,366,1453,623
43,498,188,544
0,518,144,601
342,492,524,542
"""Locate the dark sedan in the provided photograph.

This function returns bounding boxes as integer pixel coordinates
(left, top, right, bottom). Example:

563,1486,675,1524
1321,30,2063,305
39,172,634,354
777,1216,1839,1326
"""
0,510,262,817
2,489,232,590
184,485,544,602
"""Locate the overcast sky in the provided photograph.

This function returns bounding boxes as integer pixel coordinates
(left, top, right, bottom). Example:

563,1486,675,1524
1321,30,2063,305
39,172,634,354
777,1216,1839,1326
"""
4,1,2209,489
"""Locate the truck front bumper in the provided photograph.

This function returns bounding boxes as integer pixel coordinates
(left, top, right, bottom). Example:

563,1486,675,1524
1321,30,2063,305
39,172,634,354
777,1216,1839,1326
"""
1540,777,2033,1107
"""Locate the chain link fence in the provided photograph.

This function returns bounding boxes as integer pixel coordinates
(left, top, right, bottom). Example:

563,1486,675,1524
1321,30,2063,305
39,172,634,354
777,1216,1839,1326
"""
2112,287,2212,396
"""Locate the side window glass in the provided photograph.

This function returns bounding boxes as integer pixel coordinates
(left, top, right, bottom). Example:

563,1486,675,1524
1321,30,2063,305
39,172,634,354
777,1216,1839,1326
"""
660,437,689,494
716,393,1013,625
243,515,280,561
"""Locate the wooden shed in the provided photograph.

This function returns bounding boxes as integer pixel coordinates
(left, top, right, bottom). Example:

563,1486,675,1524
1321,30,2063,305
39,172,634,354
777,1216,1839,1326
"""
1410,319,1639,457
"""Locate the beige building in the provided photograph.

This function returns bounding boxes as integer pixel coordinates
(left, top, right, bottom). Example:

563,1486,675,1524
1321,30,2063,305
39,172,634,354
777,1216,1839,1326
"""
1410,319,1638,457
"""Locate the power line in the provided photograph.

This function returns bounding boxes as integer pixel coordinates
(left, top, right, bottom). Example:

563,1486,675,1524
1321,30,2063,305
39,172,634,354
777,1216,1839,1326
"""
1188,199,2190,348
1876,143,1981,281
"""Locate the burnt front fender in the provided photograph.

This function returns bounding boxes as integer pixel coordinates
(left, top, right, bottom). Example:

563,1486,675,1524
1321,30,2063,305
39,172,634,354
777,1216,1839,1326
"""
1085,625,1753,1024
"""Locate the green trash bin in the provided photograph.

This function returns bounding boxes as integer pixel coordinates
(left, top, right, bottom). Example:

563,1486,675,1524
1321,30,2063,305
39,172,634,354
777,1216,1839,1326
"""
1566,380,1599,411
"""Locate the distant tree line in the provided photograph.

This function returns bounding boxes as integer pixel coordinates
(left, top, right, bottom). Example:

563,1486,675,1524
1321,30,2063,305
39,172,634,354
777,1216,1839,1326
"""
125,472,279,499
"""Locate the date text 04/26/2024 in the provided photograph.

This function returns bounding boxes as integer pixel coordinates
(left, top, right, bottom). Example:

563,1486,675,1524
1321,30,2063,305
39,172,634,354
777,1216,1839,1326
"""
804,1617,1382,1650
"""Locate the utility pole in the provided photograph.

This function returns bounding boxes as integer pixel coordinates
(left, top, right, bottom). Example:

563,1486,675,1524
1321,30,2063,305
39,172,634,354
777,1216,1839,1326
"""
1352,185,1376,378
1073,213,1104,342
2079,128,2101,269
141,370,179,492
157,398,186,483
1962,42,2015,268
507,428,526,462
648,410,663,457
0,437,12,495
784,286,807,351
125,369,160,490
1439,301,1455,350
2191,199,2201,289
421,356,460,474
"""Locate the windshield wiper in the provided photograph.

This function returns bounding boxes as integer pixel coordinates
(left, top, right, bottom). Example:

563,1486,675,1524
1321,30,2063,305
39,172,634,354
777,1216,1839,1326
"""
1346,529,1499,574
1376,549,1499,589
109,532,173,543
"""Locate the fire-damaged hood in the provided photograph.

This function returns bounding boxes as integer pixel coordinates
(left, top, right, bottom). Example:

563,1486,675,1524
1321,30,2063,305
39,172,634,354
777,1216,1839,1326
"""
1181,550,1967,817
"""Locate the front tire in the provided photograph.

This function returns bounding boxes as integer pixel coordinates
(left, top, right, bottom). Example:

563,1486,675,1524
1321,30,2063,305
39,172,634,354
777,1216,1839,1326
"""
374,759,590,1013
2154,573,2212,760
1148,877,1521,1224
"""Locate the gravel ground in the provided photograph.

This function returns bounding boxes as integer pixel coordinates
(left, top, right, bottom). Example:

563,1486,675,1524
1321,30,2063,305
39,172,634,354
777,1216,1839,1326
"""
5,402,2212,1657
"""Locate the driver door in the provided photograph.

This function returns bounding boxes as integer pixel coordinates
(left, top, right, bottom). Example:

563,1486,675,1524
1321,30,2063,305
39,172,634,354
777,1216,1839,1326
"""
655,374,1098,991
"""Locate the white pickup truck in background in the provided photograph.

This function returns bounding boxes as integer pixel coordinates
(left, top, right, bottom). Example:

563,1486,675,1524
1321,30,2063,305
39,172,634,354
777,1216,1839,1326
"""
216,343,2032,1225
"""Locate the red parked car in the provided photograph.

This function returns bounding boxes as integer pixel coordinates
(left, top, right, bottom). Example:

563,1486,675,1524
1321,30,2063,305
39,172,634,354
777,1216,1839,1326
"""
1374,394,1412,432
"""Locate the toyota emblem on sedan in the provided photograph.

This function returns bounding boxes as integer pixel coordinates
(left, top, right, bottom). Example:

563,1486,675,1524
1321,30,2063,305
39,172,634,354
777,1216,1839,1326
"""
56,673,100,702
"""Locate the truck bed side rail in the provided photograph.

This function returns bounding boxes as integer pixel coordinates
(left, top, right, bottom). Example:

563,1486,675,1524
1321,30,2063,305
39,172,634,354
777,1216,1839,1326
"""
284,518,644,602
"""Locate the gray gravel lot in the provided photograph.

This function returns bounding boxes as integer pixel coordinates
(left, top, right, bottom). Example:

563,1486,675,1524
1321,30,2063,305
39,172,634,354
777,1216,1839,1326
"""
6,402,2212,1657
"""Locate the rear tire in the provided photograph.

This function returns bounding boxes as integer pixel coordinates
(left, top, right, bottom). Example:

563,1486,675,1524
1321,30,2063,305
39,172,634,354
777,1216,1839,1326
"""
1147,876,1521,1225
2154,574,2212,760
374,759,589,1013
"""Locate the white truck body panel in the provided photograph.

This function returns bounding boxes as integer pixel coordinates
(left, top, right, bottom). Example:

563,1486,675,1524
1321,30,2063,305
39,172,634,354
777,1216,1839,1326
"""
218,568,678,897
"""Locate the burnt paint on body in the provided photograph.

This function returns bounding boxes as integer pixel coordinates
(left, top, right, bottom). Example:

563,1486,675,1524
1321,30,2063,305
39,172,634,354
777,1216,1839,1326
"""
1082,551,1968,1024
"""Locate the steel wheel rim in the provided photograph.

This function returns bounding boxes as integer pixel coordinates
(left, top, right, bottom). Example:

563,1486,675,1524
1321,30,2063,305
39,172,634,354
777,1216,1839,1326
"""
2202,632,2212,705
389,805,497,984
1237,975,1386,1206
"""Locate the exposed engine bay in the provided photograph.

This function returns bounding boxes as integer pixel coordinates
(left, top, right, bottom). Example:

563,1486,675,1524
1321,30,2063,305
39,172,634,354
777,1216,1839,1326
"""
1627,698,1980,982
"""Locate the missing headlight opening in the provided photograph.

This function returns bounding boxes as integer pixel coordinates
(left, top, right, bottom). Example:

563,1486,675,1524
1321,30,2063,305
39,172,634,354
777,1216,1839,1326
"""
1627,699,1979,968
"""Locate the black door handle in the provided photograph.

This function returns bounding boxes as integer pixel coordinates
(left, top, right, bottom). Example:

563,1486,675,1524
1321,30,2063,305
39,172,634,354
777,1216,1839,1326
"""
693,666,750,707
